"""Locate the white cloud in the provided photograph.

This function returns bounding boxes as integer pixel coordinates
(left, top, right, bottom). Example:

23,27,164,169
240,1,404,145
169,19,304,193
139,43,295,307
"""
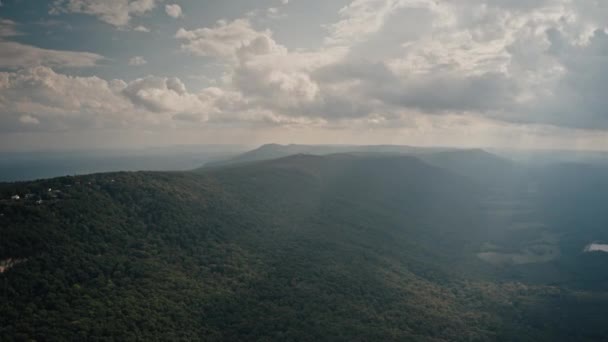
167,0,608,132
122,76,210,115
174,18,345,120
19,115,40,125
128,56,147,66
5,0,608,144
325,0,405,46
584,243,608,253
232,37,325,109
176,19,273,59
133,25,150,32
0,66,133,131
165,4,183,18
50,0,158,27
0,41,103,69
0,67,232,132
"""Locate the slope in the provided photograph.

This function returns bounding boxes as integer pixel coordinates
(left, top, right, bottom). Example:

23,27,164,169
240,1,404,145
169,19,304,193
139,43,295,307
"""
1,154,607,341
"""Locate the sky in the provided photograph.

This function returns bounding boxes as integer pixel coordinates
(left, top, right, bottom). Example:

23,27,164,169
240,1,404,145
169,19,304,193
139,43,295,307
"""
1,0,608,151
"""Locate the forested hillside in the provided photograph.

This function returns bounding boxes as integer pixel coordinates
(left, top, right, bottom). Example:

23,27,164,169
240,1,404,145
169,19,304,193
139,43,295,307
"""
2,153,608,341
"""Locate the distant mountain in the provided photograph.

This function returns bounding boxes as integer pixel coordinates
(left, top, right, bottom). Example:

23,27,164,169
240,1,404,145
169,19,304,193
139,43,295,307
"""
207,144,519,186
2,153,608,340
417,148,522,184
203,143,454,168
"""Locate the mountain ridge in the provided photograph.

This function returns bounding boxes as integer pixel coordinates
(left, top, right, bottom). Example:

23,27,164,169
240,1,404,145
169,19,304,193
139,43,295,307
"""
202,143,460,168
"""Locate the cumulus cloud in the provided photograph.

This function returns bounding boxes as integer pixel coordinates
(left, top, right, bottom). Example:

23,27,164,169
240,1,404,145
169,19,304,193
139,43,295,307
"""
165,4,183,18
170,0,608,131
128,56,147,66
175,18,349,122
176,19,273,59
0,67,231,132
5,0,608,141
50,0,158,27
232,37,323,110
122,76,212,116
0,66,132,131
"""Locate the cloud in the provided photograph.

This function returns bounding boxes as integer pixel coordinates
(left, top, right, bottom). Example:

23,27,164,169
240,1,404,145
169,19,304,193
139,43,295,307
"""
232,37,323,110
128,56,147,66
517,28,608,129
197,0,608,130
0,19,102,70
0,67,232,132
0,19,20,37
165,4,183,18
174,18,347,122
176,19,273,59
133,25,150,32
0,66,133,131
6,0,608,142
122,76,210,115
266,7,281,18
50,0,158,27
0,41,103,69
19,115,40,125
324,0,410,46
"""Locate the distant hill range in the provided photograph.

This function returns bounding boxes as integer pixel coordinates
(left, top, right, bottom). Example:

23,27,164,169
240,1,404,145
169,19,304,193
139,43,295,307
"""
203,143,455,168
205,144,519,185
